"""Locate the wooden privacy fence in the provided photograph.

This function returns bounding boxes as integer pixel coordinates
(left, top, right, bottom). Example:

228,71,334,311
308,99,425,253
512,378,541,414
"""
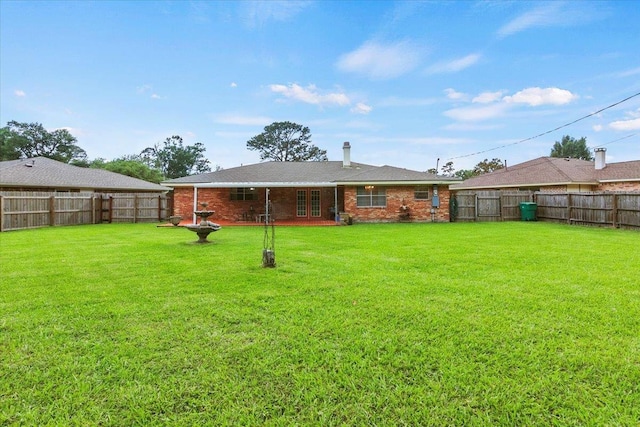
0,191,169,232
452,190,640,229
536,192,640,229
453,191,534,222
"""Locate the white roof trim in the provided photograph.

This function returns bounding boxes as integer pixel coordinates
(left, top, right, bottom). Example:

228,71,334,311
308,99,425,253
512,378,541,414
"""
163,180,457,188
339,180,457,186
598,178,640,183
453,181,597,190
194,182,337,188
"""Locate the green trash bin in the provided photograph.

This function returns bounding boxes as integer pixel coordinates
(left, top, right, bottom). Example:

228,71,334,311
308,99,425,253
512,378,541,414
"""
520,202,537,221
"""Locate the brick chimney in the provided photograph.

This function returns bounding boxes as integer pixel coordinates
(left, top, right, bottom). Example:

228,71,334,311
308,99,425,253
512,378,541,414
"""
343,141,351,167
595,148,606,170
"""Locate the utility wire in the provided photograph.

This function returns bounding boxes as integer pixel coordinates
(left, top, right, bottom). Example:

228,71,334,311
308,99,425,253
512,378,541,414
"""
447,91,640,161
591,133,637,149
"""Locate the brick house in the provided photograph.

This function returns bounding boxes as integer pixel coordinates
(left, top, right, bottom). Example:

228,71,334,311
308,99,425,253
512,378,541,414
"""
162,143,461,224
451,149,640,193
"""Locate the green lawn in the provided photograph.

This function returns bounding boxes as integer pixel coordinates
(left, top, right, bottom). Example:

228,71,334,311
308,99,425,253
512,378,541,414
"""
1,222,639,426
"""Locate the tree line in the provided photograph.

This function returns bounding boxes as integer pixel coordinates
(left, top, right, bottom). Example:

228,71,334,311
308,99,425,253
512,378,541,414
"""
1,119,593,183
1,121,212,183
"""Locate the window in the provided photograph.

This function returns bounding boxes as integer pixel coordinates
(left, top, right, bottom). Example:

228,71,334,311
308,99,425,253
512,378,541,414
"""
414,186,430,200
230,187,257,201
310,190,321,217
356,186,386,207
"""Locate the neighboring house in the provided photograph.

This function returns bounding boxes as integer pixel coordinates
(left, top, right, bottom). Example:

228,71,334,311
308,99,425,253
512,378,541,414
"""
0,157,167,193
451,149,640,193
162,142,461,223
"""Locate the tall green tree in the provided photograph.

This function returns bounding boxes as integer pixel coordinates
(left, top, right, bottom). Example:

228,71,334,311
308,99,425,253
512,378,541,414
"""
550,135,593,160
141,135,211,179
427,161,456,176
90,156,165,183
0,127,22,160
246,121,327,161
454,169,476,180
4,121,87,163
473,158,505,175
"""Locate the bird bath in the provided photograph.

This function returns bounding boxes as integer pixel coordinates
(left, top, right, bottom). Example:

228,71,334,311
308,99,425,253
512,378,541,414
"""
186,208,221,243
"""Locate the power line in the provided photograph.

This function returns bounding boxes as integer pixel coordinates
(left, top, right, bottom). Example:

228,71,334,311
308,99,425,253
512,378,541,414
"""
591,133,637,149
447,91,640,161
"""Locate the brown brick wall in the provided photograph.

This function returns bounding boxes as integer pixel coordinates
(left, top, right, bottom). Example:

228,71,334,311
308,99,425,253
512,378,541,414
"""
343,185,452,222
173,186,341,222
596,182,640,192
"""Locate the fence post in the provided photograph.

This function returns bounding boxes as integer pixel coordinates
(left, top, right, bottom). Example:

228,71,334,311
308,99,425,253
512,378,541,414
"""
133,194,138,223
158,195,163,222
49,195,56,226
0,195,3,232
566,193,572,224
612,193,618,228
91,195,96,224
109,196,113,223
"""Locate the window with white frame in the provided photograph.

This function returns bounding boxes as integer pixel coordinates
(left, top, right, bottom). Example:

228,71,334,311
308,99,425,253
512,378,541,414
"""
414,186,430,200
356,186,386,207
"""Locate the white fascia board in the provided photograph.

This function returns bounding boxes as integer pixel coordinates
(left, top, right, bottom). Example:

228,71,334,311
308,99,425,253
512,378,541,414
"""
598,178,640,183
452,181,597,190
338,180,459,186
194,182,337,188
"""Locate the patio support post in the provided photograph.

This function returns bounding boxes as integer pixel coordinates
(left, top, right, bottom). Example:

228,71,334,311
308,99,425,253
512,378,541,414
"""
334,188,339,224
193,186,198,224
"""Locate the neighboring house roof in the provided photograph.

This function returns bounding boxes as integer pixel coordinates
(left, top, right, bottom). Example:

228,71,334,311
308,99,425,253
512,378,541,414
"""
451,156,640,190
162,161,461,188
594,160,640,183
0,157,167,192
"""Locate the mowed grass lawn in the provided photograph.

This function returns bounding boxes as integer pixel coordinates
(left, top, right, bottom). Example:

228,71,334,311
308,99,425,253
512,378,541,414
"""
1,222,639,426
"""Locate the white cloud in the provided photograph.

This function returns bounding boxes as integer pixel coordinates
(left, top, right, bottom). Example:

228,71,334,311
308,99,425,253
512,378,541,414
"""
503,87,577,106
336,40,422,80
616,67,640,78
54,126,84,137
136,84,152,94
230,82,238,88
444,88,466,101
14,89,26,97
609,118,640,131
592,124,603,132
241,1,312,28
473,91,504,104
403,137,471,146
426,53,481,75
150,94,162,99
377,96,437,107
497,3,601,38
269,83,350,106
214,115,273,126
444,103,509,122
351,103,372,115
498,3,562,37
444,123,503,131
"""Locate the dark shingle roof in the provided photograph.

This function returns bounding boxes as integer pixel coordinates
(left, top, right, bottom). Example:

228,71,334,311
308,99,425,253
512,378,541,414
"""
451,156,640,190
595,160,640,182
339,165,459,183
0,157,167,192
163,161,460,186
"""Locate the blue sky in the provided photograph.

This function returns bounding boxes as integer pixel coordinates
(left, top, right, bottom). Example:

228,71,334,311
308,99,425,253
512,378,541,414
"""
1,1,639,172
